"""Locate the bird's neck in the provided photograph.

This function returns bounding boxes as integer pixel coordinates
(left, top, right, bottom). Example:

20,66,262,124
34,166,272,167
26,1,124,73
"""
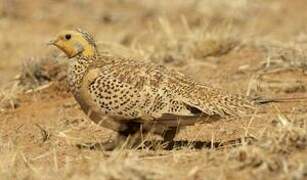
81,44,97,58
67,55,95,94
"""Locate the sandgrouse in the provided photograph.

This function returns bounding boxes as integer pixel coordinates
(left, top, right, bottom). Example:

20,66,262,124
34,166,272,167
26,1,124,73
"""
49,29,268,150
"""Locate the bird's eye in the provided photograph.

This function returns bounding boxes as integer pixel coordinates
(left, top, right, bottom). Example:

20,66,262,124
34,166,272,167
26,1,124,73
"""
65,34,71,40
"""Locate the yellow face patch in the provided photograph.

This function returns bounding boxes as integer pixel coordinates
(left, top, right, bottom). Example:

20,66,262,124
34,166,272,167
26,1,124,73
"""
50,30,95,58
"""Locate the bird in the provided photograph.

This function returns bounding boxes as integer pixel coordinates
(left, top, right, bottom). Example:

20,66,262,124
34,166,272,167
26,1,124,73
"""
48,29,303,150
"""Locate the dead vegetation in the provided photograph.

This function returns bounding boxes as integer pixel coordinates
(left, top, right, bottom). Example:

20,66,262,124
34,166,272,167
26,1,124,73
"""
230,115,307,179
1,0,307,179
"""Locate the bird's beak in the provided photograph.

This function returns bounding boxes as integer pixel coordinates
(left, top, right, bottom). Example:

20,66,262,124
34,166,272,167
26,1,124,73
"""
47,39,57,46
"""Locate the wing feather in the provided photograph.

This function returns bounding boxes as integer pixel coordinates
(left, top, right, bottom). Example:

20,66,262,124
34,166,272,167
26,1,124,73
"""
90,54,256,122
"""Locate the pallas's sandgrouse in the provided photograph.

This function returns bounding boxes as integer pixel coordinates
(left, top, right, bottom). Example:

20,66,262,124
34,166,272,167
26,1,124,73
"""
49,29,259,150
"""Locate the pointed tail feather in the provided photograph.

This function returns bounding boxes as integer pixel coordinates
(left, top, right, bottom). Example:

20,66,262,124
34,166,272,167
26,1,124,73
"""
252,95,307,104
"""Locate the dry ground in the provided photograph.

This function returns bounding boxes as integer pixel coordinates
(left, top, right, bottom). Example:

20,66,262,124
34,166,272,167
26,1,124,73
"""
1,0,307,179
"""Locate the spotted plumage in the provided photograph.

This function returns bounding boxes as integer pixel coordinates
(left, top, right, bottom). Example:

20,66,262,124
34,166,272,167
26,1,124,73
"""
49,29,258,150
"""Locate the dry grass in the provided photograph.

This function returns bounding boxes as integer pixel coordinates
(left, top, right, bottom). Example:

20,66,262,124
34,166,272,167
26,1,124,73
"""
1,0,307,179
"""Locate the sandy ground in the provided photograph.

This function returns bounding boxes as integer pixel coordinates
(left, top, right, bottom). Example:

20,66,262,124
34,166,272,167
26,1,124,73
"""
1,0,307,179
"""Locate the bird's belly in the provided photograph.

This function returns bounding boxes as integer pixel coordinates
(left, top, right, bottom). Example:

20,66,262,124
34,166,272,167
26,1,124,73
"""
72,92,126,131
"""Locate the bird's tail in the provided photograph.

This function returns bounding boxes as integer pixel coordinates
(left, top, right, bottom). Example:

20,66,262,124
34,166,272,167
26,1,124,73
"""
252,95,307,104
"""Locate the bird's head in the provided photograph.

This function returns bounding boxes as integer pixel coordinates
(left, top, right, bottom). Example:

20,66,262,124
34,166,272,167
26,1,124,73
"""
48,29,97,59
